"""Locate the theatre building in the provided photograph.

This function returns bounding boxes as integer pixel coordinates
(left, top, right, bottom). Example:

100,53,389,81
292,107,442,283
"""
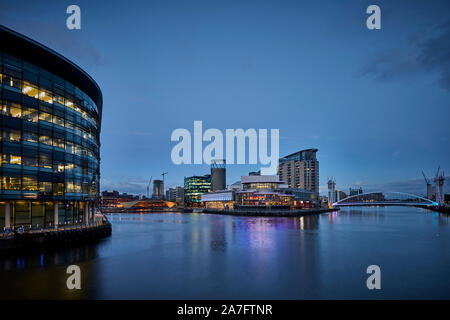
235,175,293,207
0,26,102,231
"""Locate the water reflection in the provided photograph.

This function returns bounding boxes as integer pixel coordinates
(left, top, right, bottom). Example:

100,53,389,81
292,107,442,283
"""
1,207,449,299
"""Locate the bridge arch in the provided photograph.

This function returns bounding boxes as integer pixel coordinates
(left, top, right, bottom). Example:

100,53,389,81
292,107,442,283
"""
332,191,438,207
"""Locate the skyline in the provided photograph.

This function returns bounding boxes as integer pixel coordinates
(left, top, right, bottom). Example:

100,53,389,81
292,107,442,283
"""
1,0,449,196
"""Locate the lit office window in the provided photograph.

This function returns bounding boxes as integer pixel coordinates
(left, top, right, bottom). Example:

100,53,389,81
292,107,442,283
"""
52,137,65,149
23,107,38,122
54,162,65,173
39,135,52,146
65,181,75,193
3,129,21,142
2,101,22,118
2,175,21,190
52,116,64,126
53,183,64,196
23,176,38,191
39,154,52,169
39,112,52,122
53,94,64,105
39,89,53,104
22,81,39,98
39,182,52,193
3,75,20,89
23,131,38,143
2,154,22,165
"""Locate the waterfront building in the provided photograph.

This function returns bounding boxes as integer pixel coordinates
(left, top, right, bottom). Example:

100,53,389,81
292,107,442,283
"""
201,190,234,210
210,159,226,192
100,191,139,210
284,188,316,208
184,174,211,205
229,181,242,192
336,190,347,201
235,175,293,207
278,149,319,197
349,187,363,197
118,200,176,212
166,186,184,204
327,178,336,206
0,26,102,230
152,179,164,200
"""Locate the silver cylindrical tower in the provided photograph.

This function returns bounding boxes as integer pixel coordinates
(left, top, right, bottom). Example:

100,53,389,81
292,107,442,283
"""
211,159,226,192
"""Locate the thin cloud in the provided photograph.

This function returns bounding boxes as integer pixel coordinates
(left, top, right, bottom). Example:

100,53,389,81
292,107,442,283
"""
361,20,450,91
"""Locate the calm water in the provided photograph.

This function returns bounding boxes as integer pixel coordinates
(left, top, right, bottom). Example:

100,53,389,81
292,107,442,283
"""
1,207,450,299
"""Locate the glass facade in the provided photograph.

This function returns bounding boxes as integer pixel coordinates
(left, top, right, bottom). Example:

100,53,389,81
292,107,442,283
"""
0,27,102,230
184,175,211,205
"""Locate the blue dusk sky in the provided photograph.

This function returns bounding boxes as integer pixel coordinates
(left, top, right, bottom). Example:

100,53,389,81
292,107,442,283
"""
1,0,449,196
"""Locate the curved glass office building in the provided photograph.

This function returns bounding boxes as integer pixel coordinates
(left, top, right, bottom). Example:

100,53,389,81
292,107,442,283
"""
0,26,102,231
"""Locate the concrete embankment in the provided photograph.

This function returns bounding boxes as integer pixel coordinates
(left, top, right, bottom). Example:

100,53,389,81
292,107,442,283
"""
0,222,112,253
201,207,338,217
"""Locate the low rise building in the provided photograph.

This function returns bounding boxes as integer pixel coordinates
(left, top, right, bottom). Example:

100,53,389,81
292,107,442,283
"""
235,175,293,207
201,190,235,210
166,187,184,204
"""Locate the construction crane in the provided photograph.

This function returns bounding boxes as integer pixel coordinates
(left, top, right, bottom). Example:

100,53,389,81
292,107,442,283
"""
422,171,431,199
146,176,152,199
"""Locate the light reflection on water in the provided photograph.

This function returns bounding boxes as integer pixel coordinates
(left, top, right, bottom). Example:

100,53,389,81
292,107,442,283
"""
1,207,449,299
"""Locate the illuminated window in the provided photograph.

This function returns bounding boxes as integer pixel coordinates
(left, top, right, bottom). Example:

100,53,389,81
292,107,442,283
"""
39,154,52,169
65,100,74,109
2,175,21,190
54,162,65,173
23,131,38,143
10,155,21,165
39,135,52,146
53,138,65,149
53,94,64,105
74,180,82,193
2,154,22,165
39,182,52,193
39,112,52,122
53,183,64,196
23,176,38,191
39,89,53,104
52,116,64,126
23,107,38,122
22,81,39,98
2,101,22,118
3,75,20,89
65,181,75,193
65,163,74,173
3,129,21,142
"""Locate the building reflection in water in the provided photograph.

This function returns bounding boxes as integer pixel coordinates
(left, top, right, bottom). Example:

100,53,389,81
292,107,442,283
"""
0,243,103,299
328,208,385,224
